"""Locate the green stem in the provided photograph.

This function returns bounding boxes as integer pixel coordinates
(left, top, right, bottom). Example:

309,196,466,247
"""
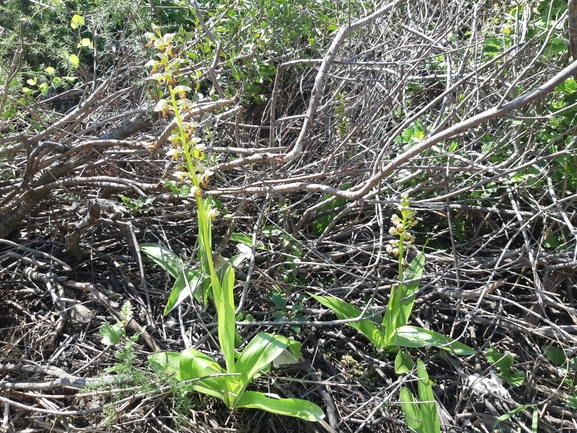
167,85,229,370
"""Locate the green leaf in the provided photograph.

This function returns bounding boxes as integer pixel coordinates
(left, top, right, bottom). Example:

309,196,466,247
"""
100,323,124,346
399,387,423,433
567,394,577,409
394,351,414,374
383,253,425,341
487,348,514,370
119,301,132,322
270,293,286,309
51,76,62,89
140,243,183,279
68,53,80,68
398,252,425,324
492,404,534,430
70,14,84,29
149,351,182,380
217,262,237,373
179,348,231,401
235,333,299,385
557,77,577,94
415,359,440,433
236,391,325,422
164,269,202,315
393,326,476,355
38,82,49,95
78,37,93,48
310,294,385,348
230,233,255,247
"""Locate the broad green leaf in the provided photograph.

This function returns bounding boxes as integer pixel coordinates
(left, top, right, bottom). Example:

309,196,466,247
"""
52,76,62,89
236,391,325,422
164,269,202,315
230,233,255,247
393,326,476,356
399,387,423,433
310,294,385,348
273,348,300,367
415,359,440,433
38,82,49,95
179,348,229,393
78,37,93,48
235,333,299,385
397,252,425,326
149,351,182,380
217,262,237,373
140,243,183,279
99,323,124,346
394,351,414,374
383,284,402,344
229,252,251,268
487,348,513,370
179,348,239,404
383,253,425,342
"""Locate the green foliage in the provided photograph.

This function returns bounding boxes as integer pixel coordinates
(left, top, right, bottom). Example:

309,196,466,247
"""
154,1,346,102
312,196,474,356
396,356,441,433
141,30,324,421
120,195,154,214
141,243,204,312
269,288,307,333
150,262,324,421
543,346,577,409
0,0,153,119
486,348,525,387
99,301,142,372
262,225,303,283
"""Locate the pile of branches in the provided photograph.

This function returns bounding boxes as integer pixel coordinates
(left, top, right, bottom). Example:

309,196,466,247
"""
1,1,577,432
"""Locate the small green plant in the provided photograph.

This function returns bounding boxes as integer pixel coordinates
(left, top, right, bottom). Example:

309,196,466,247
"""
492,404,539,432
269,288,307,333
262,225,304,284
142,29,324,422
543,345,577,409
487,348,525,387
148,258,324,421
120,195,154,214
395,352,440,433
311,196,475,355
311,196,474,432
99,301,142,372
